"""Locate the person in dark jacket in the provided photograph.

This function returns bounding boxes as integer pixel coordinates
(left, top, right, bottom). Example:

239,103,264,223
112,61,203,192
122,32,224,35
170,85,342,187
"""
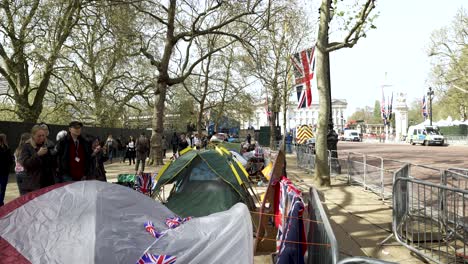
87,137,108,181
178,134,189,151
56,121,92,182
14,133,31,196
135,133,150,173
19,124,57,192
0,134,14,206
161,135,168,158
170,132,179,155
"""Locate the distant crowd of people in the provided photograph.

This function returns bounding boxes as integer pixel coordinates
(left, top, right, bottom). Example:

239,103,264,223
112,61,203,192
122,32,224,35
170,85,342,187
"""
0,121,151,206
170,132,210,155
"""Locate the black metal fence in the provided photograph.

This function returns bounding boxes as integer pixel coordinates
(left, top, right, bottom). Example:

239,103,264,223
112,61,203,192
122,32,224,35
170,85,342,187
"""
0,121,148,152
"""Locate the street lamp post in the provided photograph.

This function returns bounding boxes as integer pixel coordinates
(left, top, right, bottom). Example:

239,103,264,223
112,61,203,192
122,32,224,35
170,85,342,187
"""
427,87,434,126
341,115,344,133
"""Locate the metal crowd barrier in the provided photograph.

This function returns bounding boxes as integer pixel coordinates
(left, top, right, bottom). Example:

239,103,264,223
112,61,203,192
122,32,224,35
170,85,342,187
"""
346,152,392,201
307,187,397,264
392,168,468,264
306,187,339,264
444,135,468,145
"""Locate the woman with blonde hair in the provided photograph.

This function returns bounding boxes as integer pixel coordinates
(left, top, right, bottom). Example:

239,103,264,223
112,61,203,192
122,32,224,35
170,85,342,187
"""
0,133,14,206
15,133,32,195
19,124,57,191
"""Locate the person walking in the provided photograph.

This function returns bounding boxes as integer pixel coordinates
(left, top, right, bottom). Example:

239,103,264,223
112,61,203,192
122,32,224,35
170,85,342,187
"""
105,134,116,163
135,133,150,173
20,124,57,190
127,136,136,165
246,133,252,145
0,134,14,206
170,132,179,155
14,133,31,196
56,121,92,182
193,134,201,150
161,135,168,158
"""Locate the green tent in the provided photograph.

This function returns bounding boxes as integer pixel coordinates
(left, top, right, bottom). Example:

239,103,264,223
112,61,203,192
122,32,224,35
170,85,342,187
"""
208,141,242,154
154,148,254,217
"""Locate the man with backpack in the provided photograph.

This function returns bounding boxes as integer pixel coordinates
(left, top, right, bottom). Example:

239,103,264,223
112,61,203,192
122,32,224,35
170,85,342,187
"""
135,132,150,173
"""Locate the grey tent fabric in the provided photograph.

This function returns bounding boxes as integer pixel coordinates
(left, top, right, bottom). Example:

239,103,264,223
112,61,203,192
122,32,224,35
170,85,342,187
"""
0,181,174,264
0,181,254,264
146,203,253,264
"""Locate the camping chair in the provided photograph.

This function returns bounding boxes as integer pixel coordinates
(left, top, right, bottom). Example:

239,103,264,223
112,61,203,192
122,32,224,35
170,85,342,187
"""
135,172,153,196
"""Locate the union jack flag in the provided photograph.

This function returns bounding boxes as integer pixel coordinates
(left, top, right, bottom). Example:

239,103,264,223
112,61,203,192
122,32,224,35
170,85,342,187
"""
137,253,176,264
296,85,306,109
387,92,393,121
422,95,428,119
291,47,315,109
275,177,304,254
144,221,163,239
137,173,153,195
381,86,387,124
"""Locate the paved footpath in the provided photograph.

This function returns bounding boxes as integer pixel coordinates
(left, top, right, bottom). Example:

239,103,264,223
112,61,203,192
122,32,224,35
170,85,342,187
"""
285,153,426,263
4,154,426,263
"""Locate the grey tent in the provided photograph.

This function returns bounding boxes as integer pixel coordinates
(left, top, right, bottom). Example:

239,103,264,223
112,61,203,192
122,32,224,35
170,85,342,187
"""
0,181,253,264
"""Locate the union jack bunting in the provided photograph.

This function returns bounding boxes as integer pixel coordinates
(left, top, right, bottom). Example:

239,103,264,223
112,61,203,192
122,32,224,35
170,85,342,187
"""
144,221,164,239
165,216,192,229
422,95,428,119
291,47,315,109
137,253,176,264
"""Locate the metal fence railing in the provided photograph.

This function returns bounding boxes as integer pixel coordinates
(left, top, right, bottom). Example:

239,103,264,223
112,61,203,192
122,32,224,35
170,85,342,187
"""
444,168,468,191
392,170,468,263
296,145,468,263
346,152,394,201
444,136,468,145
307,186,398,264
306,187,339,264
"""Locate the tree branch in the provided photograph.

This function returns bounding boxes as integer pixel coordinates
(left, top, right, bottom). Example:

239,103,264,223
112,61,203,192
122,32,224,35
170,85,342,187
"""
327,0,376,52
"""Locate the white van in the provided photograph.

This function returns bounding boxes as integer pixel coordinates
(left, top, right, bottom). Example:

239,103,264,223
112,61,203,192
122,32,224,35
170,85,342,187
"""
343,130,361,142
406,125,445,146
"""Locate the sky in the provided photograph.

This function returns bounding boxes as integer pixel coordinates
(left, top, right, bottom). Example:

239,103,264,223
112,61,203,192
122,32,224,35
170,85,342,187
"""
325,0,466,117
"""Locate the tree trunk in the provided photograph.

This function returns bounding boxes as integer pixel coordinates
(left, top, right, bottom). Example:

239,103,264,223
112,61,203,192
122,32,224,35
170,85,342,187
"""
269,112,276,150
282,102,287,153
314,0,332,187
16,95,41,123
197,53,211,136
151,82,167,165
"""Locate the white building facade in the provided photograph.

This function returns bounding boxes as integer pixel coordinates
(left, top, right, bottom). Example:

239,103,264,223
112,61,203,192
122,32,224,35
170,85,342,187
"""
242,99,348,134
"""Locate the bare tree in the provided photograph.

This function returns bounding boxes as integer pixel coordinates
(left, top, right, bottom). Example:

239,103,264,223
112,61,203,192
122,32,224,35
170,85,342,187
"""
132,0,264,165
0,0,83,122
314,0,377,186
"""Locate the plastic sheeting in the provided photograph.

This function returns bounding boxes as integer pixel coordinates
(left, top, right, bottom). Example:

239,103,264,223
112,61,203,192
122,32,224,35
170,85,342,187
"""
146,203,253,264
